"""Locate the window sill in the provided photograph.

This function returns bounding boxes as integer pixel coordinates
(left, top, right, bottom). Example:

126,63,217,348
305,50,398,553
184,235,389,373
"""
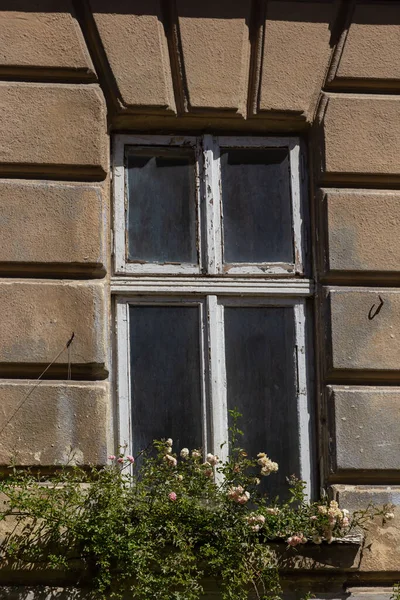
272,533,364,572
0,535,364,587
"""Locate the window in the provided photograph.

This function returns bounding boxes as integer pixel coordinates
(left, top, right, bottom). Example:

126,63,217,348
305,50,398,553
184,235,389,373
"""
112,135,313,498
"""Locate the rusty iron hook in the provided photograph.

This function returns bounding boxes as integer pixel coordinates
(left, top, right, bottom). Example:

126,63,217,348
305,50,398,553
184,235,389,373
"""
368,295,384,321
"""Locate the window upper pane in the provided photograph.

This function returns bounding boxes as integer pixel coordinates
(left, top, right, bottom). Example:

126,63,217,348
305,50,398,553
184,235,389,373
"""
126,147,197,264
129,305,203,455
220,148,294,264
224,306,299,498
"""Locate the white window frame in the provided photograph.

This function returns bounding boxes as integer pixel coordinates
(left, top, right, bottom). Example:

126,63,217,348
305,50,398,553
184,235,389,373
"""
113,134,305,277
112,134,314,497
115,295,210,460
114,293,312,497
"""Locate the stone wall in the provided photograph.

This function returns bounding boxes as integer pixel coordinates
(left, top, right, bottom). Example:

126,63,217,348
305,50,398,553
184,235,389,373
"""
0,0,399,593
0,1,110,471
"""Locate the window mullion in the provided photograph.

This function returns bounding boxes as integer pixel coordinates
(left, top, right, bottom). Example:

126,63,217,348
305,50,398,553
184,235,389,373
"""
289,141,304,275
199,300,210,455
116,299,132,455
294,300,312,498
206,295,228,465
203,135,223,275
112,138,126,275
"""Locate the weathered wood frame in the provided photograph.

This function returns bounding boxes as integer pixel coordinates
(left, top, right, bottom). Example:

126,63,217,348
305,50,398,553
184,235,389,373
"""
113,135,202,275
113,134,305,277
113,134,313,496
115,295,313,497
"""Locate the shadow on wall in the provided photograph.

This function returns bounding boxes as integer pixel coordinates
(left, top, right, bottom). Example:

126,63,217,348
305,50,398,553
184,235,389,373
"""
0,589,85,600
2,1,399,129
4,0,398,22
2,0,398,31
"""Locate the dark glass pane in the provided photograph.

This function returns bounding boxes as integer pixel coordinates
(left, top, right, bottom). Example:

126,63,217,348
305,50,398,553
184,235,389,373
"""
129,305,203,455
220,148,294,264
127,147,197,264
224,306,299,499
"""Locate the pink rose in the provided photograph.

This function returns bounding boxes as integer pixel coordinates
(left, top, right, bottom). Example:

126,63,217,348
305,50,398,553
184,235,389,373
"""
126,455,135,464
108,455,116,461
237,491,251,505
206,453,219,466
227,485,244,501
117,457,124,464
287,534,306,547
227,486,251,504
287,536,301,547
168,492,177,501
164,454,177,467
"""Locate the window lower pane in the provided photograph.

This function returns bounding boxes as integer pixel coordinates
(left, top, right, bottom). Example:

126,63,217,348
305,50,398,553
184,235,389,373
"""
224,306,299,498
129,305,203,455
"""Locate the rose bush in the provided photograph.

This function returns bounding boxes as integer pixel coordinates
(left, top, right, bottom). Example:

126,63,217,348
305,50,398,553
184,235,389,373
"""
0,413,392,600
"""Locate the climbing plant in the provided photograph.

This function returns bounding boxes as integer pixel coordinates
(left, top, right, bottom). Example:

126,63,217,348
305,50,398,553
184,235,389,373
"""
0,412,392,600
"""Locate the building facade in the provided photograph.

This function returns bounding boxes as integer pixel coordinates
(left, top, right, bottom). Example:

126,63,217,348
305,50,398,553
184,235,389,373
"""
0,0,399,597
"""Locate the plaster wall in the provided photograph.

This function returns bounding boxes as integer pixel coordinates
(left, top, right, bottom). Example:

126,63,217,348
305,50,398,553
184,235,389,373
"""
0,0,399,594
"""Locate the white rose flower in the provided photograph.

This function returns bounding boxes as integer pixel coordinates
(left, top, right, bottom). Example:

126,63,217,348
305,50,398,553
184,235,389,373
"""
266,507,280,516
164,454,177,467
257,514,266,524
206,453,219,466
312,535,322,544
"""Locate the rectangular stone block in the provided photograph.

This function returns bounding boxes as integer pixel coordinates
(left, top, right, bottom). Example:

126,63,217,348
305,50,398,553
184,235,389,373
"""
260,1,335,119
317,94,400,181
332,486,400,573
332,484,400,510
346,590,395,600
90,0,175,111
0,83,108,178
335,2,400,84
0,281,107,377
327,386,400,472
325,288,400,376
0,180,107,277
321,189,400,276
0,1,95,79
177,0,250,113
0,381,109,466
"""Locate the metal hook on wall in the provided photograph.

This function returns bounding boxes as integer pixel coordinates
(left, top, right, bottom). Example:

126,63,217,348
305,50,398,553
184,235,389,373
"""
368,295,384,321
